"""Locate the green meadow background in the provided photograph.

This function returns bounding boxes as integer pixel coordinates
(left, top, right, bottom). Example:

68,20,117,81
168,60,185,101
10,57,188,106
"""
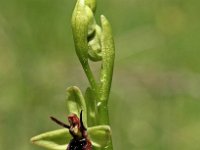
1,0,200,149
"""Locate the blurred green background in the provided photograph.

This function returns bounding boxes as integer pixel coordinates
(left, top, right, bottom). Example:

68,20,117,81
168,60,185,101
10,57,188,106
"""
1,0,200,150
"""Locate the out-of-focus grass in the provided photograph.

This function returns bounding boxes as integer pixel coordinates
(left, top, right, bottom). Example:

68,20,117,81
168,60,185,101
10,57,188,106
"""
0,0,200,150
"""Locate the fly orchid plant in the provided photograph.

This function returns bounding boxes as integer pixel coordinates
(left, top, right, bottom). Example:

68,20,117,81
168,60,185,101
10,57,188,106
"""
30,0,115,149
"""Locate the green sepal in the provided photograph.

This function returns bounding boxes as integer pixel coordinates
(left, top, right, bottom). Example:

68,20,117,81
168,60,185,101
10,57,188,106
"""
89,125,111,148
66,86,87,128
30,129,69,150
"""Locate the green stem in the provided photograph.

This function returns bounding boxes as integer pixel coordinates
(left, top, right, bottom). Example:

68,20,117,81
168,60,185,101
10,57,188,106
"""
83,62,98,94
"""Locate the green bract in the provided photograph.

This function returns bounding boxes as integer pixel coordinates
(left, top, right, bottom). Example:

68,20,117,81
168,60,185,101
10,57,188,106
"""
31,0,115,149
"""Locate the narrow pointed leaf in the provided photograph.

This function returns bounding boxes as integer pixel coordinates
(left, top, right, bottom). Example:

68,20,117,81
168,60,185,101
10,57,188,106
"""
98,15,115,103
